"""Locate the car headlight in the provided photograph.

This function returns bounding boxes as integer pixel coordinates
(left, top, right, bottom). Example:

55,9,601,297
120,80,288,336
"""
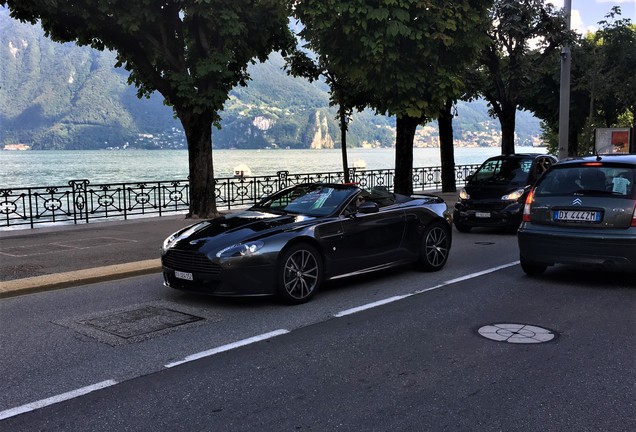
501,189,526,201
162,234,178,252
216,241,265,258
459,188,470,200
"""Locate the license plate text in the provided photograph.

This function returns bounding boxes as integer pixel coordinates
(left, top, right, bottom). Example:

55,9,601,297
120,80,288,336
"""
554,210,601,222
175,271,193,280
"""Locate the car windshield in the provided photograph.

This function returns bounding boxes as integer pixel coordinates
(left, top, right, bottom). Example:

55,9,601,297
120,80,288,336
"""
471,157,533,185
255,185,353,216
534,164,636,198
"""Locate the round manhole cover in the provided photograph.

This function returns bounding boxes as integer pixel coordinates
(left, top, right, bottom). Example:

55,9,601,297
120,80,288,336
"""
478,323,557,344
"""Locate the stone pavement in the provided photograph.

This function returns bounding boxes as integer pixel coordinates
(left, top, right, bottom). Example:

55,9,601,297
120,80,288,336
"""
0,191,459,298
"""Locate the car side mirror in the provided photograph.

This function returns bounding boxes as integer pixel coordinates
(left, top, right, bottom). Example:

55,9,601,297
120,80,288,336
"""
358,201,379,214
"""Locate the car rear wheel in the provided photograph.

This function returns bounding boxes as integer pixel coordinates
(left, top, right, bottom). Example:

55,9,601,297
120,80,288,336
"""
520,256,547,276
418,222,451,271
278,243,323,304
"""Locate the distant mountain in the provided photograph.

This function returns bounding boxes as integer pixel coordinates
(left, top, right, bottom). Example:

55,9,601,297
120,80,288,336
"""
0,9,541,150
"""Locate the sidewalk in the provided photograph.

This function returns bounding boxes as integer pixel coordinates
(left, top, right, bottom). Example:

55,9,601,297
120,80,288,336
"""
0,191,459,298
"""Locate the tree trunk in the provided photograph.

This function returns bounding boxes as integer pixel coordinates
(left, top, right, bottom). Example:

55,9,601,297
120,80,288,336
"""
438,100,456,193
339,107,350,183
500,103,517,155
631,107,636,154
394,116,421,195
568,126,579,157
178,108,218,219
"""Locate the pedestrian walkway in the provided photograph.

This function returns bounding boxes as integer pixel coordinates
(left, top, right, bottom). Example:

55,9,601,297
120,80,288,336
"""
0,216,194,298
0,191,459,298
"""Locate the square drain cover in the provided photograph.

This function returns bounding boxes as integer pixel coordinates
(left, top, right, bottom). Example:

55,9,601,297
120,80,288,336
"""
79,306,203,338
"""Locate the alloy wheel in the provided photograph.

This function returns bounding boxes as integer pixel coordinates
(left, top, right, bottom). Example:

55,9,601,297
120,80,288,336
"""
281,247,320,301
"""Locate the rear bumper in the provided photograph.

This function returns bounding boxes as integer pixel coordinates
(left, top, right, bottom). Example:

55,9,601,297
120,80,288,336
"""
518,224,636,270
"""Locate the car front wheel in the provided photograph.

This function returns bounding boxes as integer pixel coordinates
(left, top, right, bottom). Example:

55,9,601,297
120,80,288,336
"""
278,243,323,304
418,222,451,271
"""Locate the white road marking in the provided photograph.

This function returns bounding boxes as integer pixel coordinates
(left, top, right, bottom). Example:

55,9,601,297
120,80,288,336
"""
334,295,410,317
415,261,520,294
164,329,290,368
335,261,520,317
0,380,118,421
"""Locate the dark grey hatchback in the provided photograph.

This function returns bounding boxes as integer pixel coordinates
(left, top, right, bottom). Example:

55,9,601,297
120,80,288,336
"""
518,154,636,275
454,154,557,232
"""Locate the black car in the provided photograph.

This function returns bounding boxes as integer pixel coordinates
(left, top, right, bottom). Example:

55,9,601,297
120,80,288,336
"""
162,183,452,304
453,154,557,232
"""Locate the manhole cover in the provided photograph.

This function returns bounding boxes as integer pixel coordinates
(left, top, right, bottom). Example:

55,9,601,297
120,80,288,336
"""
478,323,557,344
54,301,220,346
79,306,203,338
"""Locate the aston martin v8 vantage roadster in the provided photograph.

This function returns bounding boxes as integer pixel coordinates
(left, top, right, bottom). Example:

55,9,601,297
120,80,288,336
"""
162,183,452,304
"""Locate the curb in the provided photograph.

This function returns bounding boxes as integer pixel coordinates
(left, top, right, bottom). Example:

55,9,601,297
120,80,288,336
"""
0,259,162,299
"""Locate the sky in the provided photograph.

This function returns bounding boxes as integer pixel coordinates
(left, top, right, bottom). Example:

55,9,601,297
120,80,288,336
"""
549,0,636,34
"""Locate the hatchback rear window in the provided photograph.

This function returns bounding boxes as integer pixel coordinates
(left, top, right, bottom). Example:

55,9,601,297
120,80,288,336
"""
535,165,635,198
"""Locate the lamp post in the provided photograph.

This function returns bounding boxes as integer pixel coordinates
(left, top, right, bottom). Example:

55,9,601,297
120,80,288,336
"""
558,0,572,160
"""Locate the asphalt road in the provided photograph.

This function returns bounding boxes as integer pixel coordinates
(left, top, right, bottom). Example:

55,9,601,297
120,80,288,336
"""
1,228,634,431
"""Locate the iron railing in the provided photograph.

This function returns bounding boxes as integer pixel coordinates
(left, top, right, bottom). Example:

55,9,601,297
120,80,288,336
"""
0,164,478,229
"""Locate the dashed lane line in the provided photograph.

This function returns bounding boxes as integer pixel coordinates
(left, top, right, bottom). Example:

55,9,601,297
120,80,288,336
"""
334,295,410,317
164,329,290,368
335,261,520,317
415,261,520,294
0,380,118,421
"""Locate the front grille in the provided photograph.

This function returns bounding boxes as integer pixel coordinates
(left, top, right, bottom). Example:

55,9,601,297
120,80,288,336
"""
162,249,221,275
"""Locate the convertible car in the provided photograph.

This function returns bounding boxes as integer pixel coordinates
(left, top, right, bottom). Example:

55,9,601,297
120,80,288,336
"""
161,183,452,304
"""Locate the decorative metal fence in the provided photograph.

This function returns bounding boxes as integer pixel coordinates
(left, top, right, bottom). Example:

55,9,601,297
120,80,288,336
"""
0,164,478,229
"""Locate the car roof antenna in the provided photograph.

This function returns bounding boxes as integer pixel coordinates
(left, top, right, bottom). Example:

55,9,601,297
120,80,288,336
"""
595,149,602,162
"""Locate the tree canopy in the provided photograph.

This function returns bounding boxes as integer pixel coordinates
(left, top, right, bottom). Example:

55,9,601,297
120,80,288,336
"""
3,0,295,217
294,0,492,194
470,0,571,155
520,7,635,156
592,8,636,133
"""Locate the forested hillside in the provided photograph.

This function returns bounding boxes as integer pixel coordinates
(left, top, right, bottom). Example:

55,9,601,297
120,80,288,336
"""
0,9,540,150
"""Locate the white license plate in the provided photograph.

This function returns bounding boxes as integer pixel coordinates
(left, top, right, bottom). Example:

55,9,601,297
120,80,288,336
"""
554,210,601,222
475,212,491,218
174,270,193,280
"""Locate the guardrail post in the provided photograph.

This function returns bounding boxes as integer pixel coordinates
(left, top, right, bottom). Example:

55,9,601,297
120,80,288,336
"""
28,187,34,229
69,179,89,224
277,171,289,190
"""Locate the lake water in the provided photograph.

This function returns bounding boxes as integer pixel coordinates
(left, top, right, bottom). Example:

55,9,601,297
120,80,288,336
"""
0,146,546,188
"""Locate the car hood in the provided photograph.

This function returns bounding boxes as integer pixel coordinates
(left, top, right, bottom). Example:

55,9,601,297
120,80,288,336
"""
167,210,315,251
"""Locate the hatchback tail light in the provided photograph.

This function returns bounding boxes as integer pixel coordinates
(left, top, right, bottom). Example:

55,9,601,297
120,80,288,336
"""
522,188,535,222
